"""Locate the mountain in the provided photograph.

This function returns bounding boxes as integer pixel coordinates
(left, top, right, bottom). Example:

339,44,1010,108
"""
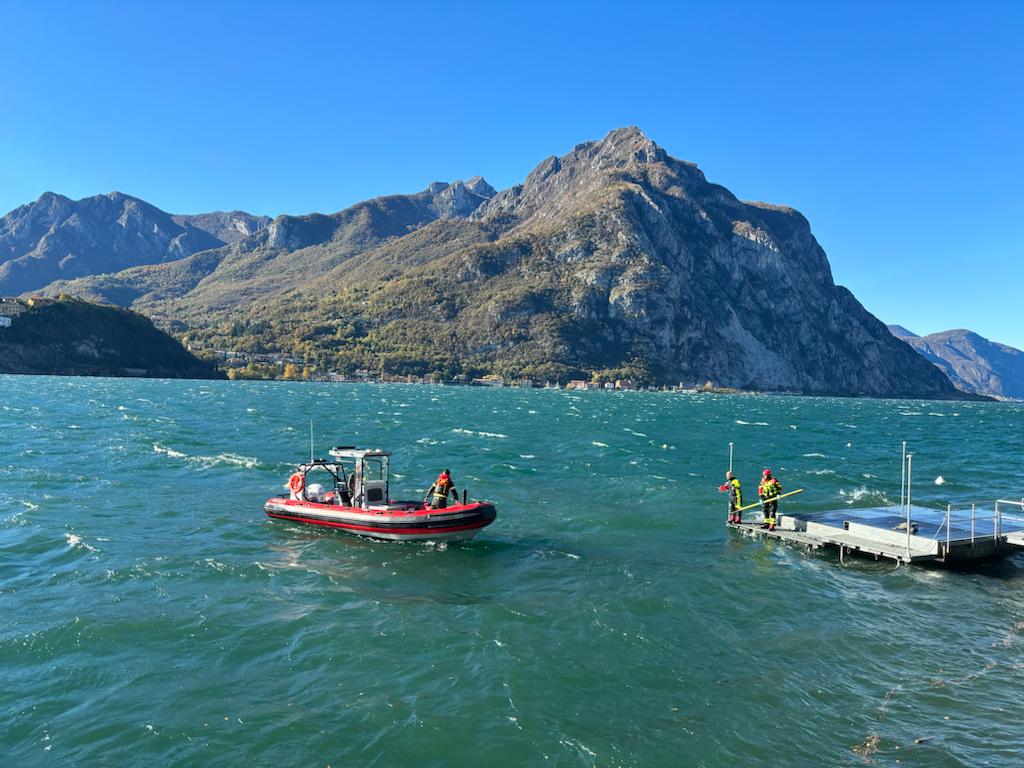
0,191,266,295
37,178,497,314
21,128,970,397
0,296,222,379
889,326,1024,400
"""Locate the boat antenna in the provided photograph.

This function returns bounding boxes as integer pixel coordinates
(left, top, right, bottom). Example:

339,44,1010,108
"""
310,418,314,463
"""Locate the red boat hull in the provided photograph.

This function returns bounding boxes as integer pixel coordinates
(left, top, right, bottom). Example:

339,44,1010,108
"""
264,497,497,541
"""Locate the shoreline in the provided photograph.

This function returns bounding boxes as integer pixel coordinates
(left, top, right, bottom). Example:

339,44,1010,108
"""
0,370,1006,402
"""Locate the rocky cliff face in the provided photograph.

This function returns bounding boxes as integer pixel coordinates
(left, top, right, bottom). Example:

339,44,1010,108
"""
293,127,959,397
0,192,269,296
889,326,1024,400
436,126,956,396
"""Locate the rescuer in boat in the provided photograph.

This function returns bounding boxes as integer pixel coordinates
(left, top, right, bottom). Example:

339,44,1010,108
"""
426,469,459,509
719,470,743,523
759,469,782,530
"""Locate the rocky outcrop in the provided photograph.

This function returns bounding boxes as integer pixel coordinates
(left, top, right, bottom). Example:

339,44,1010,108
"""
172,211,271,243
889,326,1024,400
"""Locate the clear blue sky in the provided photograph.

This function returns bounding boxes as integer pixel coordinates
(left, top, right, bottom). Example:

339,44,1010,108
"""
2,1,1021,347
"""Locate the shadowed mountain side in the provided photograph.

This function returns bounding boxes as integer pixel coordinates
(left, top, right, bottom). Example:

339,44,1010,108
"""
0,297,222,379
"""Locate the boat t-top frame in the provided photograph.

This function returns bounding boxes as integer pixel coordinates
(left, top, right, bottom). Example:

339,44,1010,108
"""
293,446,392,509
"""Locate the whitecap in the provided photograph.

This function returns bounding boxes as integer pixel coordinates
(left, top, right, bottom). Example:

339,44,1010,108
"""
519,454,536,459
452,428,508,439
204,453,261,469
66,532,98,552
591,441,609,448
803,453,826,458
416,438,440,445
153,444,187,459
934,476,945,485
735,420,769,426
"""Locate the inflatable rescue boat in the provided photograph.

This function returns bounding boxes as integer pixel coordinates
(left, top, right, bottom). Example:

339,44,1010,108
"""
264,447,497,542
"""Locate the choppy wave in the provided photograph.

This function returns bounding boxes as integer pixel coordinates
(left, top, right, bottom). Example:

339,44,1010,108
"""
839,486,891,505
452,428,508,439
5,376,1024,767
65,532,98,552
153,443,261,468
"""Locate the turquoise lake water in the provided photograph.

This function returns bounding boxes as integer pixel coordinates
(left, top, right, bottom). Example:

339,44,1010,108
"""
3,375,1024,767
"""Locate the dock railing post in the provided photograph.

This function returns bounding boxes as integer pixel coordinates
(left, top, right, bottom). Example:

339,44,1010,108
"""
946,504,951,552
900,441,907,516
971,503,975,545
905,453,913,561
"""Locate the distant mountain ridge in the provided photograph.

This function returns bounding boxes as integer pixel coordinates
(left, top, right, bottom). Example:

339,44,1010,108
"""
888,325,1024,400
36,178,497,313
0,191,268,295
5,128,975,398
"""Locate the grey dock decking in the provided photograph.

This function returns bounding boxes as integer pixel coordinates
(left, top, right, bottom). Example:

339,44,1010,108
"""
728,501,1024,566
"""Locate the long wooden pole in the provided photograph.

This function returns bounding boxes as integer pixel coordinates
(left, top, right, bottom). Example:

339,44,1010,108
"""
734,488,805,513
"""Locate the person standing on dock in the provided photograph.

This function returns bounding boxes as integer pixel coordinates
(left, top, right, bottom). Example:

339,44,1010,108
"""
426,469,459,509
719,471,743,523
759,469,782,530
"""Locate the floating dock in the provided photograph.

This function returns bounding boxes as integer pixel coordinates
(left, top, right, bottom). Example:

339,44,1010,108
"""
728,500,1024,566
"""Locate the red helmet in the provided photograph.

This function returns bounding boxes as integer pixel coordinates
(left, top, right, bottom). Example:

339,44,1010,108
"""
763,468,772,476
